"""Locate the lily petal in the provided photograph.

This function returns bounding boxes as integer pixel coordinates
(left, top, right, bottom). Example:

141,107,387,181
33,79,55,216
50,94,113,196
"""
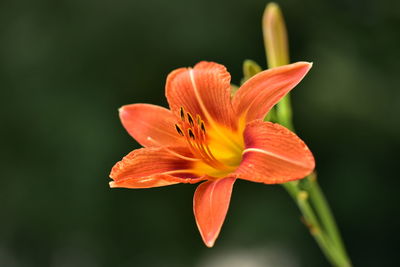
234,120,315,184
165,61,234,129
110,147,204,188
119,104,185,147
110,174,180,188
233,62,312,123
193,177,236,247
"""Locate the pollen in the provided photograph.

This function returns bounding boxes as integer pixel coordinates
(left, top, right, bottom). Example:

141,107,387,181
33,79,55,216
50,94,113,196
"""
180,107,185,121
175,124,184,136
188,128,195,139
187,113,194,126
200,121,206,133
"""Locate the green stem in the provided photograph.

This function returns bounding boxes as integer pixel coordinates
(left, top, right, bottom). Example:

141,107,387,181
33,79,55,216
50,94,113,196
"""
282,183,351,267
276,95,294,130
262,3,352,266
303,174,350,260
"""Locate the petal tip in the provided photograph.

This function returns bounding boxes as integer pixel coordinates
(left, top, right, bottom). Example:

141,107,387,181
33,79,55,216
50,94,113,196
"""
118,106,130,118
292,61,313,80
295,61,313,69
197,226,218,248
204,238,216,248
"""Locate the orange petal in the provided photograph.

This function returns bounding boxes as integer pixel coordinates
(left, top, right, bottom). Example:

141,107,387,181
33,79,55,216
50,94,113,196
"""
165,61,234,129
110,147,204,188
119,104,186,147
110,174,180,188
232,62,312,123
193,177,236,247
234,121,315,184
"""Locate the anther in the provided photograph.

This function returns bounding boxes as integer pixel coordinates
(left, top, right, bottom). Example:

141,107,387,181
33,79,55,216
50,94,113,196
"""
175,124,184,136
200,121,206,133
187,113,194,126
188,128,195,140
180,107,185,120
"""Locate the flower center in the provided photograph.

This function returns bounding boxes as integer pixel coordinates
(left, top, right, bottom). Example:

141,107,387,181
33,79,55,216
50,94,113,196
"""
174,107,224,169
174,107,244,177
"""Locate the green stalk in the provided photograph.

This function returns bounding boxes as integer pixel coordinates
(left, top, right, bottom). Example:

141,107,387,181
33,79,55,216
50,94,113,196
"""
302,174,350,260
282,182,349,267
262,3,352,266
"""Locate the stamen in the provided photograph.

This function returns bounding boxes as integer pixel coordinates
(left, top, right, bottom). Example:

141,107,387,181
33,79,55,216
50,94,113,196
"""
162,169,197,176
187,113,194,126
174,109,232,171
188,128,195,140
200,121,206,133
175,124,184,136
146,137,199,162
180,107,185,120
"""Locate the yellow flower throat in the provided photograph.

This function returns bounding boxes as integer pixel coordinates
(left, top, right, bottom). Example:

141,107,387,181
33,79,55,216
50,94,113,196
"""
174,107,244,178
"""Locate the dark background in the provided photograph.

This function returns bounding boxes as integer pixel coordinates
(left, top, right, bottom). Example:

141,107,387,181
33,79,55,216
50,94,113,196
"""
1,0,399,266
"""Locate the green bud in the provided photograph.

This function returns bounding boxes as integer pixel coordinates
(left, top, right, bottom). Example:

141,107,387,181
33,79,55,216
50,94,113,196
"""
263,2,290,68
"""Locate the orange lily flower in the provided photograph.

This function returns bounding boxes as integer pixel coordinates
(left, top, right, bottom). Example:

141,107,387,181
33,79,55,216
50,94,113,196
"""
110,61,315,247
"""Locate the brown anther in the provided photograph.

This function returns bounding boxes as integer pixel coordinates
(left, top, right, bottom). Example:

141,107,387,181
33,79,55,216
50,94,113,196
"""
200,121,206,133
171,112,225,169
188,128,195,140
187,113,194,126
175,124,184,136
180,107,185,120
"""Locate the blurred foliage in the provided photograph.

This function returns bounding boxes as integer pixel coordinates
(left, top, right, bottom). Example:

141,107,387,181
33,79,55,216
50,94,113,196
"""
1,0,399,266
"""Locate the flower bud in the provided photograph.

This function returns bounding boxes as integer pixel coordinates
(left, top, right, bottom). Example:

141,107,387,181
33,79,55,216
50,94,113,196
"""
263,2,289,68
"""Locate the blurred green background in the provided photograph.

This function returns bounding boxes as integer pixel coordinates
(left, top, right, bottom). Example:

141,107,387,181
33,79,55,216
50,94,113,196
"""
1,0,399,266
